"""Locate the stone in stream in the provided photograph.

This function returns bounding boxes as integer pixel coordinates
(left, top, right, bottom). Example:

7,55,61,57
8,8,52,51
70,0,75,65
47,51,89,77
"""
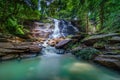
55,39,71,49
47,37,65,46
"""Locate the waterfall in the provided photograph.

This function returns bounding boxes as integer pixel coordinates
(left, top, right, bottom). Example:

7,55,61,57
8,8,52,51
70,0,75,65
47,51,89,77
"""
52,19,61,38
52,19,79,38
41,19,79,55
38,0,41,11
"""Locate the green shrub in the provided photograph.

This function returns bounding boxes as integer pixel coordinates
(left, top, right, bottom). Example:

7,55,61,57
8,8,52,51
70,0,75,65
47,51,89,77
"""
74,47,101,60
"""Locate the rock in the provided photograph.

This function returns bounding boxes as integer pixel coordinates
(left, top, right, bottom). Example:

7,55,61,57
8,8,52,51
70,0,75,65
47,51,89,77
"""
0,42,42,61
0,38,9,42
1,54,17,60
30,22,53,38
0,42,14,48
109,36,120,43
29,45,42,53
94,54,120,70
82,33,120,46
71,46,82,52
71,45,87,52
0,48,26,53
47,37,65,46
105,46,120,50
20,54,36,58
55,39,71,49
71,35,82,39
8,36,25,42
47,39,57,46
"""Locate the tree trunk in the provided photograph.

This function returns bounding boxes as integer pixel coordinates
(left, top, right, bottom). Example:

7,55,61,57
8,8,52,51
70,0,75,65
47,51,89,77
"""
99,1,104,29
86,13,89,33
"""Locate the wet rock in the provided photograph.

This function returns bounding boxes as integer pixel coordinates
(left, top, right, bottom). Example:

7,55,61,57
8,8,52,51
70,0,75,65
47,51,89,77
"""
20,54,37,58
55,39,71,49
47,37,65,46
94,54,120,70
82,33,120,46
1,54,17,60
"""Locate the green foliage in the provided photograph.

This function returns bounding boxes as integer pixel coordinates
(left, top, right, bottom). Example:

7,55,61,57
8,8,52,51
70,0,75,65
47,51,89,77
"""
0,0,40,35
5,17,24,35
41,0,120,33
0,0,120,34
66,42,81,50
93,41,106,48
74,47,101,60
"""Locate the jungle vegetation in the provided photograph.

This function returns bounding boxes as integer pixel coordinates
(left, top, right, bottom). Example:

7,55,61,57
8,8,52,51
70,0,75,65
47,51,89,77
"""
0,0,120,35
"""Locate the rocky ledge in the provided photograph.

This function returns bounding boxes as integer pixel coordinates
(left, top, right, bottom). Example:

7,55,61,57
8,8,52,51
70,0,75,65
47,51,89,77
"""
0,42,42,61
94,54,120,70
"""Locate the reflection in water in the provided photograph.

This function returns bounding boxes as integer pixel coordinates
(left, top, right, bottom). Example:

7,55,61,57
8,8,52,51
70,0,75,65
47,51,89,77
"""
0,54,119,80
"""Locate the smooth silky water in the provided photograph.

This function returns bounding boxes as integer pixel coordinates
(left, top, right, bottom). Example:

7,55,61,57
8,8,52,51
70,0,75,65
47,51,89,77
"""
0,47,120,80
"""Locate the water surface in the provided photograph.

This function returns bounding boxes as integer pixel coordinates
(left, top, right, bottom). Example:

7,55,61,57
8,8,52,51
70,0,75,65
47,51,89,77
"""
0,53,120,80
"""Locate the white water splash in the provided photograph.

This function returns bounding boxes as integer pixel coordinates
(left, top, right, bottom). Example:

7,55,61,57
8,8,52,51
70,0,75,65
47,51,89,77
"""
52,19,61,38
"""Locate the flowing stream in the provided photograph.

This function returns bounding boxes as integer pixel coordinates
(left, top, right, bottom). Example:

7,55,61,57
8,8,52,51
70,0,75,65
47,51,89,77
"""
0,19,120,80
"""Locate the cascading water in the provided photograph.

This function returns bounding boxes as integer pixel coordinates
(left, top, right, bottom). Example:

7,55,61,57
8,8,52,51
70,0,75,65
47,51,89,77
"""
52,19,79,38
52,19,61,38
42,19,78,55
38,0,41,11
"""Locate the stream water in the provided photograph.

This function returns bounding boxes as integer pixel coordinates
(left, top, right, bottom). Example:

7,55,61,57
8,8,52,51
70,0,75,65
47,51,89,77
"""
0,52,120,80
0,19,120,80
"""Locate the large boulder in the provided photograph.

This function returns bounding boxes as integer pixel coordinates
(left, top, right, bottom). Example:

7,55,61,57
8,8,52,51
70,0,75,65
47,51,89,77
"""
94,54,120,70
82,33,120,46
55,39,71,49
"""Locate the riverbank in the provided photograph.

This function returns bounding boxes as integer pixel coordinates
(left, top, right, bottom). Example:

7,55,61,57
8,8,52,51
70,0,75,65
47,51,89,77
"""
64,33,120,71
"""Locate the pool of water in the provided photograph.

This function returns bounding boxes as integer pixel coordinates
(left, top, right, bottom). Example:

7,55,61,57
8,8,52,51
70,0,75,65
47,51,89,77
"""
0,53,120,80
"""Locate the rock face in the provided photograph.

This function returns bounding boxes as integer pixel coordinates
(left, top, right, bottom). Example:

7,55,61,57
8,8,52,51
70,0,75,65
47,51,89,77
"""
109,36,120,43
82,33,120,46
94,54,120,70
31,22,53,38
0,42,42,61
55,39,71,49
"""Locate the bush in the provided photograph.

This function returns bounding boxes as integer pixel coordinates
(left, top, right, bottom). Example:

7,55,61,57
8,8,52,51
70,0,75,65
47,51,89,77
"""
74,47,101,60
